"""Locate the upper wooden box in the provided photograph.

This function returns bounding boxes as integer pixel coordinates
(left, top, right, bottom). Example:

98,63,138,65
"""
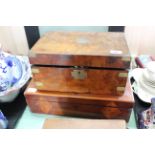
29,32,131,69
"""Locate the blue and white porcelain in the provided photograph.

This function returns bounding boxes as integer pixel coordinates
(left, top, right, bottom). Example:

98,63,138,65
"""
0,49,31,103
0,54,23,92
0,110,8,129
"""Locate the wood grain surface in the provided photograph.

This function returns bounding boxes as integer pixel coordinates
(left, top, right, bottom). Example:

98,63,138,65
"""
29,32,130,68
43,118,126,129
32,66,128,96
31,32,129,55
27,100,132,121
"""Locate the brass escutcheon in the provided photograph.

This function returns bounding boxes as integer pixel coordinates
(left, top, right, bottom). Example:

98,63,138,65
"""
71,70,87,80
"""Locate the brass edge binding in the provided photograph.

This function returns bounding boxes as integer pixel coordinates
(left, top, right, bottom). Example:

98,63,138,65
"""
117,87,125,92
28,50,36,57
122,57,131,62
35,82,43,87
118,73,128,78
32,68,40,74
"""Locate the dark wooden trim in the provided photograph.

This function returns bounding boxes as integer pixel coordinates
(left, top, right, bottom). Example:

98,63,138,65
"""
24,26,40,49
108,26,125,32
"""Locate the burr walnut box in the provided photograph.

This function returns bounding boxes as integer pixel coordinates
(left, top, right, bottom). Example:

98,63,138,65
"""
29,32,131,96
26,32,134,121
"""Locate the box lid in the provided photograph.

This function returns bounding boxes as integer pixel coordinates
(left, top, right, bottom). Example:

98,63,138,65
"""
29,32,131,69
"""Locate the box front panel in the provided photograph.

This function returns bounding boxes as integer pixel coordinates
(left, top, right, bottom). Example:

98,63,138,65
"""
32,66,128,96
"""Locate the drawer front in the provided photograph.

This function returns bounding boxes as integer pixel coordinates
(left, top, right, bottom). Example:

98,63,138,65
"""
26,99,131,122
32,66,128,96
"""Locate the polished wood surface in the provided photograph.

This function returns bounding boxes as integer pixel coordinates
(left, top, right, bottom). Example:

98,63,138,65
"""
30,32,130,69
32,66,128,96
24,80,134,122
43,118,126,129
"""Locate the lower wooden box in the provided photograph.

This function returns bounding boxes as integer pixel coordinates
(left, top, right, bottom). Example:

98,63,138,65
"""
24,80,134,122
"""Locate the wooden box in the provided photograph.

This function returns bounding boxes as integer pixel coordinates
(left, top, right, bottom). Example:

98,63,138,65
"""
29,32,131,96
26,32,134,121
24,80,134,122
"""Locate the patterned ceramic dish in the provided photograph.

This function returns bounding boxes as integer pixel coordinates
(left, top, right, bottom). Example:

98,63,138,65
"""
0,50,31,103
0,54,23,92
